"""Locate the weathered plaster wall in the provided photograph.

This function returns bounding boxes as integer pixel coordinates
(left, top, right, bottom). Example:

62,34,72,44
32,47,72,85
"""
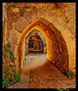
3,3,76,73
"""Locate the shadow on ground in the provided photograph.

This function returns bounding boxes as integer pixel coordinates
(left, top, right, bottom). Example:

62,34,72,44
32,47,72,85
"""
8,60,76,88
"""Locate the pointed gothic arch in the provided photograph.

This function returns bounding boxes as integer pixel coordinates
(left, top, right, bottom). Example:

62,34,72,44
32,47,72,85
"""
24,29,47,54
16,18,69,73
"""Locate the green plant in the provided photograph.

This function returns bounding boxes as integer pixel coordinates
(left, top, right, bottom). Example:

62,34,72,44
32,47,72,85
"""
24,52,27,61
9,51,16,61
8,3,17,9
2,43,18,88
2,67,9,88
37,36,40,39
67,70,74,79
2,43,21,88
4,44,9,52
63,70,75,79
7,43,11,48
8,80,13,85
19,8,25,16
3,43,16,62
12,3,17,7
57,88,69,91
13,70,21,83
4,43,11,52
4,53,8,58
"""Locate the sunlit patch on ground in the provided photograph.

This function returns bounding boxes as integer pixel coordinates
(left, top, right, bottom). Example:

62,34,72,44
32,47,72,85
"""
23,53,47,69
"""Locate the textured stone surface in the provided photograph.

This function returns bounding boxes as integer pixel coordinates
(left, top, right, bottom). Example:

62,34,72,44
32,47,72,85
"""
11,7,19,13
9,29,21,44
15,17,29,33
65,5,76,29
3,3,76,77
28,61,76,88
69,55,76,69
53,15,68,32
16,18,69,73
8,61,76,88
33,8,57,23
61,30,76,55
24,10,37,23
2,3,76,89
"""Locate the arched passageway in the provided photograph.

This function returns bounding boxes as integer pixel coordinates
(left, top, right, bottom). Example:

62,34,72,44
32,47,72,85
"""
28,33,43,52
24,29,47,54
16,18,69,73
23,30,47,69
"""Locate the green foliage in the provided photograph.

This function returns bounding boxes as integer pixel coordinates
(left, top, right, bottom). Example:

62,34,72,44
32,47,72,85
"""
2,67,9,88
63,70,75,79
13,70,21,83
8,81,13,85
24,53,27,61
4,43,11,52
57,88,69,91
4,44,8,52
12,3,17,7
9,51,16,61
37,36,40,39
3,43,16,61
4,66,9,74
67,70,74,79
8,3,17,9
4,53,8,58
19,8,25,16
2,43,21,88
63,71,68,76
7,43,11,48
2,68,21,88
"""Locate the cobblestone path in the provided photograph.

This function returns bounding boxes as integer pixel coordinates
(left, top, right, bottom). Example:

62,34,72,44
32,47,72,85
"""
8,53,76,88
28,61,76,88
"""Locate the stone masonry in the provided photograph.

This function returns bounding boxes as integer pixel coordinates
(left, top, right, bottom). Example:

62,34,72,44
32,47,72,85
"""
3,3,76,73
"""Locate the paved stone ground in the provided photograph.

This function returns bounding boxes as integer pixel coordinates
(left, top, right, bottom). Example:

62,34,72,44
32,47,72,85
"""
8,70,30,88
8,53,76,88
23,53,47,69
28,61,76,88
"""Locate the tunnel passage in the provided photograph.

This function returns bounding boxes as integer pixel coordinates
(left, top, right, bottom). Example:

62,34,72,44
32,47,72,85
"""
16,18,69,73
24,29,47,54
28,33,43,52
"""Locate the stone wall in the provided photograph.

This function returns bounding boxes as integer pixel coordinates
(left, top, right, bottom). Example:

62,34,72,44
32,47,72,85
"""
15,18,69,73
3,3,76,73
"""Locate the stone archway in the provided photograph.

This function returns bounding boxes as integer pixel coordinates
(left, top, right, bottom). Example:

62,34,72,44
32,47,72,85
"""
16,18,69,73
24,29,47,54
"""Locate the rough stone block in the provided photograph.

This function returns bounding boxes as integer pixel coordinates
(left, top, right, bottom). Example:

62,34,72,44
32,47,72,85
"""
53,15,68,32
70,23,76,37
24,11,37,24
65,5,76,28
69,55,76,69
9,29,21,45
15,17,29,33
61,30,76,56
67,18,76,30
35,9,57,24
43,10,57,23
